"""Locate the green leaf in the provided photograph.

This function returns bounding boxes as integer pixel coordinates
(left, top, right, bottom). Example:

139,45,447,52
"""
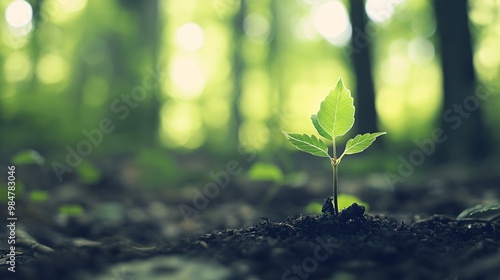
283,172,309,187
311,115,332,140
344,132,386,155
29,190,50,203
12,149,45,165
305,195,370,214
338,194,370,211
283,132,330,157
76,161,101,184
58,204,85,217
305,202,323,214
317,79,355,139
457,203,500,219
248,163,284,183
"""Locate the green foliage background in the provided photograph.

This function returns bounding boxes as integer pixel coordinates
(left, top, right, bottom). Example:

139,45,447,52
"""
1,0,499,186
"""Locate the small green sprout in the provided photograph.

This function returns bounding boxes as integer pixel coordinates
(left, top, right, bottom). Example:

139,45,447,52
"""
283,79,386,215
58,204,85,217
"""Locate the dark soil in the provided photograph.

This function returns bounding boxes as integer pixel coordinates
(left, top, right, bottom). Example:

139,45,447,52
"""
2,203,500,280
1,161,500,280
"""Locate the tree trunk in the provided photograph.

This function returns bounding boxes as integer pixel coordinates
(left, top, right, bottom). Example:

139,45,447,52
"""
229,0,246,149
433,0,491,162
115,0,162,147
349,0,378,135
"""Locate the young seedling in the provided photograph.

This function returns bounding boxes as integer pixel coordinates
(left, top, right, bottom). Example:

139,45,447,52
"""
283,79,386,215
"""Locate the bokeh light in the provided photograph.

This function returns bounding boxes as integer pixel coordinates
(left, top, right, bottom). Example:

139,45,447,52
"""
293,16,317,41
244,13,270,42
312,1,351,46
36,54,69,85
42,0,87,23
5,0,32,28
61,0,88,12
365,0,403,24
175,22,205,51
170,56,206,98
160,102,204,149
474,38,500,81
408,37,435,65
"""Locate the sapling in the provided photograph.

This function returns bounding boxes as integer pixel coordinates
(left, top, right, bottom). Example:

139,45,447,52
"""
283,79,386,215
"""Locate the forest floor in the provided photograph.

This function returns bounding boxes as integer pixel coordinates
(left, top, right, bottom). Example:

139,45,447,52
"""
1,160,500,280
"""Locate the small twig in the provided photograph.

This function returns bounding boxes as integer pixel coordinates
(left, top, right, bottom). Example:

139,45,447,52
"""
16,229,54,255
416,214,500,225
280,223,295,231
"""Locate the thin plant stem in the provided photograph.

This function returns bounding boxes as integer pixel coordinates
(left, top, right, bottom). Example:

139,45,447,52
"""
332,138,337,160
332,138,338,215
332,161,338,215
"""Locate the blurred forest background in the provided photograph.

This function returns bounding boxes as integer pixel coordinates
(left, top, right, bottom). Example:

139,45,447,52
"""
1,0,499,192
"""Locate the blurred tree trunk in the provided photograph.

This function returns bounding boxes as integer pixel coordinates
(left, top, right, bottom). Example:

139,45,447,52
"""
229,1,246,149
433,0,491,162
139,0,162,147
116,0,162,147
263,0,287,163
349,0,378,135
